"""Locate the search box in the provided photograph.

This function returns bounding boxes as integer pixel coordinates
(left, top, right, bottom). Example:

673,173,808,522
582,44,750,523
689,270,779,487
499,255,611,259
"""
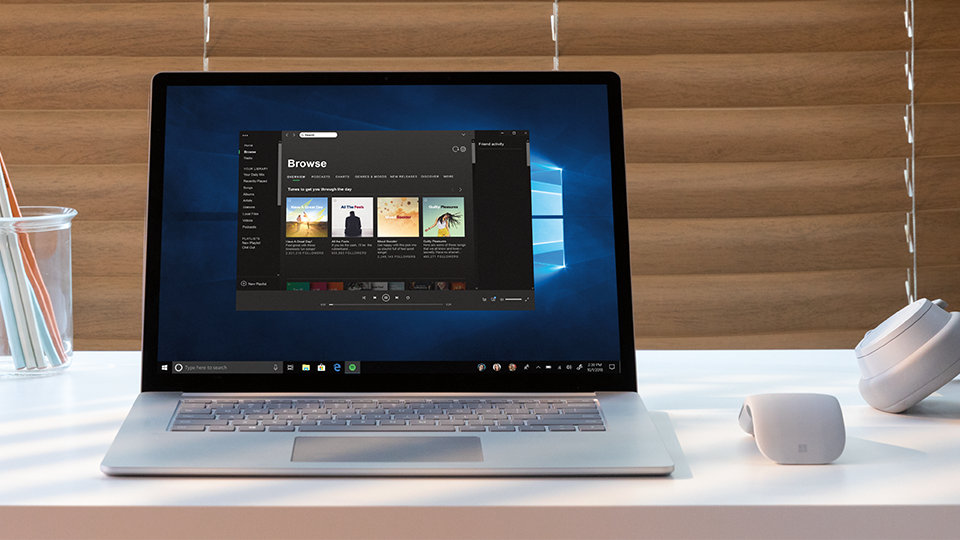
299,132,338,138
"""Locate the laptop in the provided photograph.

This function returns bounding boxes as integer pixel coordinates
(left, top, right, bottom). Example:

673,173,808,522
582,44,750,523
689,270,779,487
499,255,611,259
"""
100,71,675,476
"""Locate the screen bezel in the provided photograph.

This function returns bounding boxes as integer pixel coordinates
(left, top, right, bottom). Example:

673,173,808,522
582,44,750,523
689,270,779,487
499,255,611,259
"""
141,71,637,393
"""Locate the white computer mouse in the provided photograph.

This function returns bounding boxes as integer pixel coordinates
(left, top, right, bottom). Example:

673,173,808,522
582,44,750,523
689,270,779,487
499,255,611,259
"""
738,393,845,464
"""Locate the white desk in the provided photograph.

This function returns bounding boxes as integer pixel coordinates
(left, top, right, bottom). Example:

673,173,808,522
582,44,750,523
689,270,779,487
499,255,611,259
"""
2,350,958,539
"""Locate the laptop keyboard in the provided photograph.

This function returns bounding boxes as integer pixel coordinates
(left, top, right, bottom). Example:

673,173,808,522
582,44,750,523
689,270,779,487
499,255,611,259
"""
169,398,605,433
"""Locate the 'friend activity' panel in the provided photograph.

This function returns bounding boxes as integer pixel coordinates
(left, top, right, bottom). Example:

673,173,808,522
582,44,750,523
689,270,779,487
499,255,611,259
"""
237,130,534,311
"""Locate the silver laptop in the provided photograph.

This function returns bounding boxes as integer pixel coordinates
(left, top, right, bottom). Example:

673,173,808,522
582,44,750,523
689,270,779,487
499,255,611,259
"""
100,71,674,476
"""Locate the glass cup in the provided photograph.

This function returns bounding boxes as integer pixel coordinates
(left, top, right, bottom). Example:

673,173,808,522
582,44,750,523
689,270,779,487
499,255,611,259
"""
0,206,77,376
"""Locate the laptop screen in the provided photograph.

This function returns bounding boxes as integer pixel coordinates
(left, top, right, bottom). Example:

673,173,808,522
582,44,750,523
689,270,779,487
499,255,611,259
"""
143,72,635,392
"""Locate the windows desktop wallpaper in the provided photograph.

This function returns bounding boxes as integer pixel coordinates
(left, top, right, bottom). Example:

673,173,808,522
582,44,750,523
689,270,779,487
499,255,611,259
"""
157,83,623,364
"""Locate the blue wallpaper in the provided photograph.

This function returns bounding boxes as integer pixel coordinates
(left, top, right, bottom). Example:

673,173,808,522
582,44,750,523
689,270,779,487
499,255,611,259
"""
157,84,621,363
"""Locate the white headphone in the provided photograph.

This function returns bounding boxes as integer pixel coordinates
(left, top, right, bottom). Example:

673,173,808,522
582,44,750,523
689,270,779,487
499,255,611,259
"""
855,298,960,413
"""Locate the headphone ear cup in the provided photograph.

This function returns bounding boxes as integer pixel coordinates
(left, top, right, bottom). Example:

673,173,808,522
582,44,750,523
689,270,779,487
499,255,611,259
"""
857,306,960,413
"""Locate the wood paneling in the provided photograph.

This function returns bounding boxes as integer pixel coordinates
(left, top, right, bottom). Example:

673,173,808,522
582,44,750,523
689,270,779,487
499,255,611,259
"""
628,212,911,275
634,330,869,350
916,0,960,49
73,275,142,341
560,1,909,56
917,156,960,211
72,221,143,277
916,103,960,157
209,56,553,71
915,50,960,104
917,209,960,267
626,159,911,219
623,105,910,163
564,51,910,108
631,267,908,338
8,164,147,221
207,2,554,57
0,3,199,56
0,111,146,165
0,57,201,110
917,264,960,307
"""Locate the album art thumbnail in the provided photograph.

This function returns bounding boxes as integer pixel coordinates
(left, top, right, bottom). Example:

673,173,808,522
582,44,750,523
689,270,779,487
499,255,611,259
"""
346,281,372,291
310,282,328,291
371,282,389,291
331,197,374,238
286,282,309,291
422,197,465,238
406,281,435,291
388,281,405,291
450,281,467,290
435,281,449,290
377,197,420,237
327,282,344,291
285,197,328,238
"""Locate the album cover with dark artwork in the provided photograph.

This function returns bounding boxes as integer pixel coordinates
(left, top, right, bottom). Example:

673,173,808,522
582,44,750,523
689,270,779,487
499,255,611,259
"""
331,197,374,238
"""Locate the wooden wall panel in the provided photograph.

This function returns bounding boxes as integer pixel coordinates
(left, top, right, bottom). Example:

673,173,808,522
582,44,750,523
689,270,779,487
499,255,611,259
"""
563,51,910,108
72,221,143,277
626,159,911,219
916,103,960,157
559,1,909,55
628,213,911,275
918,264,960,306
915,49,960,104
917,209,960,267
7,164,147,221
209,56,553,71
623,105,910,163
73,276,142,342
0,4,199,56
0,111,146,165
917,156,960,211
631,267,908,339
207,2,554,57
0,57,201,110
915,0,960,49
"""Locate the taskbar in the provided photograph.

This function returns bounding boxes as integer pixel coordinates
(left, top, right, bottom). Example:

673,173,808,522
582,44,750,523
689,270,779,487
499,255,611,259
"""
159,360,619,375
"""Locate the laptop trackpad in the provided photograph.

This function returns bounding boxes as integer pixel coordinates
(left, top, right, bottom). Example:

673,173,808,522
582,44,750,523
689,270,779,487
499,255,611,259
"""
291,436,483,462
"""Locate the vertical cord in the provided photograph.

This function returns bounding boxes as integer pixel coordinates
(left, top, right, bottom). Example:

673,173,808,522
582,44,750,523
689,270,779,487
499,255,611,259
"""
202,1,209,71
909,0,917,300
552,1,559,71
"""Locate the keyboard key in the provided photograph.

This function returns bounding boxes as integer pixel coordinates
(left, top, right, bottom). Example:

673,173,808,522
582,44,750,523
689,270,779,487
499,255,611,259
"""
171,425,205,431
268,426,295,432
458,426,486,432
518,425,546,432
578,425,606,432
489,426,516,432
529,418,603,426
237,426,266,432
547,426,576,431
299,425,456,432
174,419,228,426
209,425,236,432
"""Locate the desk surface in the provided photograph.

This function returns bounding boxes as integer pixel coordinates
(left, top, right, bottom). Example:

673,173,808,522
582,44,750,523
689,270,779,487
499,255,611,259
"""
2,350,959,539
